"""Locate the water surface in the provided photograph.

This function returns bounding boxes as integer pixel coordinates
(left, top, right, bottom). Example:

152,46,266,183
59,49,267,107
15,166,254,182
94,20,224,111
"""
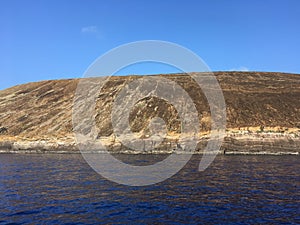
0,154,299,224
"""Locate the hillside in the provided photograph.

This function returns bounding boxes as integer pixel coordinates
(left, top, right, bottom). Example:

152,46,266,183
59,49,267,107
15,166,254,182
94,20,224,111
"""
0,71,299,154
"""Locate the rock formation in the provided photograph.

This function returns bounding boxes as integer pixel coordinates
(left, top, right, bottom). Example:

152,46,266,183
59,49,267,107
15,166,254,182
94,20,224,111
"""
0,72,299,154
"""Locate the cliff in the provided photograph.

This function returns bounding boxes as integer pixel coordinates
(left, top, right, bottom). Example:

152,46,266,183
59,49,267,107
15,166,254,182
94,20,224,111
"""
0,72,299,154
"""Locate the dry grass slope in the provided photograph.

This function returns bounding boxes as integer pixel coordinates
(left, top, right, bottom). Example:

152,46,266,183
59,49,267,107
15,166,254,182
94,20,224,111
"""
0,72,299,141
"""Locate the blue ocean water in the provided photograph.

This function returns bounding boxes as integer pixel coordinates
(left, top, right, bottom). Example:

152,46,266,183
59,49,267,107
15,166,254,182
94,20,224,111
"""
0,154,299,224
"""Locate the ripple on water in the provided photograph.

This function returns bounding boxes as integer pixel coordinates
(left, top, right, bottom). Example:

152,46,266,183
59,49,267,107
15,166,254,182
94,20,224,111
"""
0,154,299,224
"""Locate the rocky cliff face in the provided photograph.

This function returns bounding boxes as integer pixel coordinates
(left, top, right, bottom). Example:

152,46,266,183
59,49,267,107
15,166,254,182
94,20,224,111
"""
0,72,299,154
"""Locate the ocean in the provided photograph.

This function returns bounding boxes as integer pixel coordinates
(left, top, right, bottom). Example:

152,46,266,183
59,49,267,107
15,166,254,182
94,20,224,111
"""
0,154,299,224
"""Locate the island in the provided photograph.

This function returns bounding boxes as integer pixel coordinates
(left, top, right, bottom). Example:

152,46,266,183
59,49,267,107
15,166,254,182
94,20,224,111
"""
0,71,299,154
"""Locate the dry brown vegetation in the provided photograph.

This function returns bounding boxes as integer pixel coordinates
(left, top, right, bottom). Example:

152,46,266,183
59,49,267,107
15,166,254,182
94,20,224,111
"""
0,71,299,141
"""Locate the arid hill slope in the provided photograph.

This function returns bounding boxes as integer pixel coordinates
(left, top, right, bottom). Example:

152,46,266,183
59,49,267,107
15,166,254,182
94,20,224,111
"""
0,72,299,140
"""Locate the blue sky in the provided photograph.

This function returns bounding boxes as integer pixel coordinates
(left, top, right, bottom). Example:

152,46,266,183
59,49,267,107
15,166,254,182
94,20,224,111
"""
1,0,300,90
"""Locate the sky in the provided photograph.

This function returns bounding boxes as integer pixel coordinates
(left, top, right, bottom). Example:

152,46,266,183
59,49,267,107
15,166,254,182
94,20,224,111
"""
1,0,300,90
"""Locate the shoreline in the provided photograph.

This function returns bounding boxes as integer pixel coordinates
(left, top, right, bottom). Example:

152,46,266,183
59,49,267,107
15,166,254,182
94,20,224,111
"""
0,150,298,155
0,131,299,155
